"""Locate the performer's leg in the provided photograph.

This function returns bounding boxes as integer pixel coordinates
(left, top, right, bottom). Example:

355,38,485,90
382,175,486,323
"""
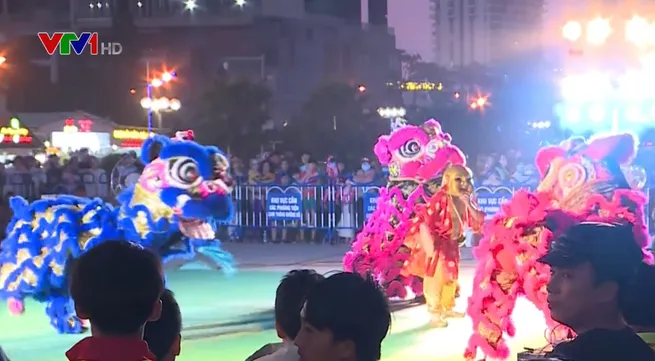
423,273,439,313
443,245,464,318
424,260,448,327
442,280,464,318
45,295,86,334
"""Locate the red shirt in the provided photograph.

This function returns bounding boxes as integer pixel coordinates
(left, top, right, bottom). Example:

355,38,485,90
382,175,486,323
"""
66,336,156,361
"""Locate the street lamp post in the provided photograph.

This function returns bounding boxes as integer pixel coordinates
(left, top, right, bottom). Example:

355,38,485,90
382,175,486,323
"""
140,96,181,130
142,66,178,132
377,107,406,130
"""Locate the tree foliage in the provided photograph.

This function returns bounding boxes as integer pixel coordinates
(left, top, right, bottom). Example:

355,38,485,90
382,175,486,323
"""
281,82,386,161
400,51,423,79
195,78,272,154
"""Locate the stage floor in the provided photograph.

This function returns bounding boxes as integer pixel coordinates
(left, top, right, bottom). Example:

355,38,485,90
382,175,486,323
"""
0,244,551,361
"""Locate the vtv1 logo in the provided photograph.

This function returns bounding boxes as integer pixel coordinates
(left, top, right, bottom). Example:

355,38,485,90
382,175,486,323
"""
37,32,123,56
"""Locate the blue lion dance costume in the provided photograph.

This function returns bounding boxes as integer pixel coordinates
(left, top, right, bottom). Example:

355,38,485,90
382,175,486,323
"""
0,131,236,333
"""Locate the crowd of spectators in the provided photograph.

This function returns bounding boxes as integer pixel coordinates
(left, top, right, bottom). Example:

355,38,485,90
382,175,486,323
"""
1,144,654,246
0,151,111,200
230,151,385,244
231,151,386,188
0,151,114,240
235,148,540,189
227,148,542,243
473,149,539,188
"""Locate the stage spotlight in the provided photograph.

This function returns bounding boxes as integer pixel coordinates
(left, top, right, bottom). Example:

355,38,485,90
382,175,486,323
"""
625,16,650,47
586,17,611,45
560,76,580,99
563,21,583,41
584,73,613,99
588,104,605,122
560,73,611,101
625,106,644,122
617,71,655,99
565,106,582,123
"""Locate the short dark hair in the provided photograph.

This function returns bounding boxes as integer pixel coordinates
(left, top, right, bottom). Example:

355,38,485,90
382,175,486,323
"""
538,222,655,325
275,269,324,340
144,289,182,360
538,222,644,285
69,240,164,335
303,272,391,361
621,262,655,328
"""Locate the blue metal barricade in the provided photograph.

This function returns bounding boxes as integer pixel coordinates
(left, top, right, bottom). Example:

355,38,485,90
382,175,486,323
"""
2,170,111,200
3,173,39,200
8,171,654,242
226,182,527,243
228,184,382,243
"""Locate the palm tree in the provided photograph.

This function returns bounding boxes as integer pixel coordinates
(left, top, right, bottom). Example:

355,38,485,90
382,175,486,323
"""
399,50,422,79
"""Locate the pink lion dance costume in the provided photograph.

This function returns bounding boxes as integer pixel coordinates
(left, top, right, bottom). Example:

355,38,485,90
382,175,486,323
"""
343,119,465,298
464,133,652,359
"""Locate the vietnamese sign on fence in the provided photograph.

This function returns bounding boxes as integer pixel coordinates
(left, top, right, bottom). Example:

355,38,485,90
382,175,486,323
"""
363,189,380,219
266,187,302,221
475,186,513,219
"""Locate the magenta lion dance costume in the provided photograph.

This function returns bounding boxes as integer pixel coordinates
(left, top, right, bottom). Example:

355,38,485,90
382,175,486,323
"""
343,119,465,298
464,132,652,359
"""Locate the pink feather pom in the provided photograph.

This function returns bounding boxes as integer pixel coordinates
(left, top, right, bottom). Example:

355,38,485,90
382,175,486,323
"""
8,298,24,315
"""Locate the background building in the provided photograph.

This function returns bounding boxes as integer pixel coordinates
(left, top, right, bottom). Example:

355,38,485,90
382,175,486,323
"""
368,0,388,26
0,0,400,125
430,0,545,67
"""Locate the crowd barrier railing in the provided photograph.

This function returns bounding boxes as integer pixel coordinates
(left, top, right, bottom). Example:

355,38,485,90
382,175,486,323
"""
225,183,529,243
7,175,648,242
3,178,524,242
228,183,382,243
2,170,110,200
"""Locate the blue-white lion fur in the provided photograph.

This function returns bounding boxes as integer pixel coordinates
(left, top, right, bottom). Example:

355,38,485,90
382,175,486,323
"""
0,195,119,333
0,133,235,334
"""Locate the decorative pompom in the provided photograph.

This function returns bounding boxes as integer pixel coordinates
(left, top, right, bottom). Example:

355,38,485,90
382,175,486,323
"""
8,298,24,315
373,136,392,165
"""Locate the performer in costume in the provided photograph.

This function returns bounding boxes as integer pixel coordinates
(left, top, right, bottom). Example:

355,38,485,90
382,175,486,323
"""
464,133,652,360
404,164,485,326
343,119,466,299
0,131,236,334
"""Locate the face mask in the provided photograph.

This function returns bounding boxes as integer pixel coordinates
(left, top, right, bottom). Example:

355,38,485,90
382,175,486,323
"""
328,162,336,168
361,163,371,172
300,164,308,172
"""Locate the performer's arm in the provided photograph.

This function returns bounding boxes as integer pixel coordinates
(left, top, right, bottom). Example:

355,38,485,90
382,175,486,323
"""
466,195,486,233
409,196,441,253
419,222,435,255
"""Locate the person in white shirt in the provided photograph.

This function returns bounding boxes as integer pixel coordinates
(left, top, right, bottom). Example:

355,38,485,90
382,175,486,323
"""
246,269,325,361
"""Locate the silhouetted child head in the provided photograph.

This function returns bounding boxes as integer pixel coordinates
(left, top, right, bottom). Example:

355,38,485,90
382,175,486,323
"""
144,289,182,361
274,269,325,341
69,240,164,336
295,272,391,361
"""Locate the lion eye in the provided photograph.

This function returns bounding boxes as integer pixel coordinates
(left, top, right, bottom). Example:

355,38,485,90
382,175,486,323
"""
168,158,201,188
